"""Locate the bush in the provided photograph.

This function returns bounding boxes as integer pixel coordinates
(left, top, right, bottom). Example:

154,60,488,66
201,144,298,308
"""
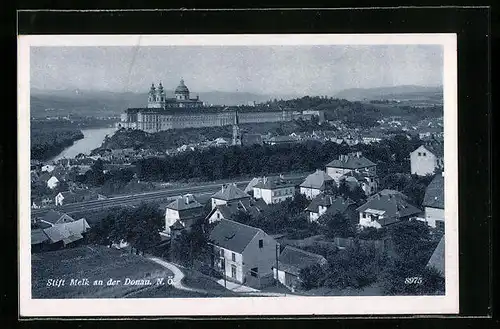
380,260,445,295
299,242,387,291
299,264,326,290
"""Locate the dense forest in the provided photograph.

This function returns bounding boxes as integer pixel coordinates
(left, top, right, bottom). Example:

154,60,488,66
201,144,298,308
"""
31,124,84,161
97,118,334,152
133,134,422,182
258,96,443,126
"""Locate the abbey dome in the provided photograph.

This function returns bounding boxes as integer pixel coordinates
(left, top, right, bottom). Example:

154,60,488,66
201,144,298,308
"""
175,79,190,95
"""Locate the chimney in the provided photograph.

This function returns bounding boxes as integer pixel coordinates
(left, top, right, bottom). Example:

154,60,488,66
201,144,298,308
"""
279,174,284,180
185,194,193,204
263,176,268,184
441,171,445,177
221,185,226,193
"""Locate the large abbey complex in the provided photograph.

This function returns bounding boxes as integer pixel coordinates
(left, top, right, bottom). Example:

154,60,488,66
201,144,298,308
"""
118,79,297,132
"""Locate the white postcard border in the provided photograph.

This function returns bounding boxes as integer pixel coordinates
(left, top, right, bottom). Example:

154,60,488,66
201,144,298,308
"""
18,33,459,317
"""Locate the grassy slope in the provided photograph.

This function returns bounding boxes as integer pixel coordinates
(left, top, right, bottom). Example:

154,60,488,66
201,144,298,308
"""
32,245,174,298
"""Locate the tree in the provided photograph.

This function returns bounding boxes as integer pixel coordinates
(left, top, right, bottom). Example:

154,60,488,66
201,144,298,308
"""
232,210,253,225
389,220,431,261
86,202,163,252
322,242,385,290
379,220,439,295
380,260,445,295
171,225,210,266
299,263,326,290
320,212,356,239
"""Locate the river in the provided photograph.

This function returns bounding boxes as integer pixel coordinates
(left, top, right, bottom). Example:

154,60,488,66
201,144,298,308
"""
51,127,117,162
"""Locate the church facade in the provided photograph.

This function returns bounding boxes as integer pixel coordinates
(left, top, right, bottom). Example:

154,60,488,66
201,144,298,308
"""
118,79,298,133
147,79,204,109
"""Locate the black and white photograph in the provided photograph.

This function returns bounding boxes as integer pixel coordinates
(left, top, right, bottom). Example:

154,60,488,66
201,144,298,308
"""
18,34,459,316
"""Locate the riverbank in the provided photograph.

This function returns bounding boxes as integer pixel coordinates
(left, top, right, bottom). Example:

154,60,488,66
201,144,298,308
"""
31,128,85,162
50,127,117,162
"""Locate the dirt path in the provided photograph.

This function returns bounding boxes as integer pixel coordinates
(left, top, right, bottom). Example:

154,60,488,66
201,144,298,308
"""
148,257,207,293
148,257,297,297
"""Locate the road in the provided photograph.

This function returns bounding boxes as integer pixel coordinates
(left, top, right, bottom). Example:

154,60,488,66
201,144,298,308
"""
31,174,308,218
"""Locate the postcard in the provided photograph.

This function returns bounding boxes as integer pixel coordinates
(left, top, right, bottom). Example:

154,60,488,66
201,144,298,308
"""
18,33,459,317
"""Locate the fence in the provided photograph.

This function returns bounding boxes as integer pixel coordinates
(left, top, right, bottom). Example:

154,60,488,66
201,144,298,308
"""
331,237,390,253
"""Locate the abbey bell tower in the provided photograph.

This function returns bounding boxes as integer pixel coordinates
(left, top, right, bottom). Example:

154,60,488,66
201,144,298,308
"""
147,82,165,108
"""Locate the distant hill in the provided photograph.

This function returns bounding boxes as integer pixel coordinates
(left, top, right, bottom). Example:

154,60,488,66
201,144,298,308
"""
30,89,298,117
334,85,443,102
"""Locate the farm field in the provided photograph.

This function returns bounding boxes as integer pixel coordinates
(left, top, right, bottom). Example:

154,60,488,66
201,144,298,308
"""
31,245,175,298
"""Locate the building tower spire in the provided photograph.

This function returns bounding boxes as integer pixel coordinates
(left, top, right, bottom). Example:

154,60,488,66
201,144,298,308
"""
232,111,241,146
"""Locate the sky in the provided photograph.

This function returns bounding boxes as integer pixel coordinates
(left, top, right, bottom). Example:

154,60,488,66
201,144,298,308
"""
30,45,443,96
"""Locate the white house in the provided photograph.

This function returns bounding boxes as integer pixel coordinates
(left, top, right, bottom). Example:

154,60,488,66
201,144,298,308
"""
208,219,278,286
211,183,250,210
410,144,444,176
299,170,335,199
356,189,421,229
339,171,378,196
253,176,295,205
55,191,78,206
272,245,327,291
46,176,60,189
244,177,263,194
41,164,55,173
206,198,267,224
55,189,103,206
164,194,204,235
326,152,377,183
420,172,445,231
362,135,383,144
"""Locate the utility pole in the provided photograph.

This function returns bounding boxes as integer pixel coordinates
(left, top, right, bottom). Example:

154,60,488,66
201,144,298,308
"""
275,242,280,288
222,257,226,288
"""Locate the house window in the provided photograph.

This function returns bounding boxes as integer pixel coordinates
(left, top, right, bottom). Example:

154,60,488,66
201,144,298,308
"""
217,213,220,219
418,152,422,156
231,265,237,278
423,152,427,156
220,249,224,257
362,213,366,218
259,239,263,248
251,267,259,277
436,221,445,232
232,252,236,262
